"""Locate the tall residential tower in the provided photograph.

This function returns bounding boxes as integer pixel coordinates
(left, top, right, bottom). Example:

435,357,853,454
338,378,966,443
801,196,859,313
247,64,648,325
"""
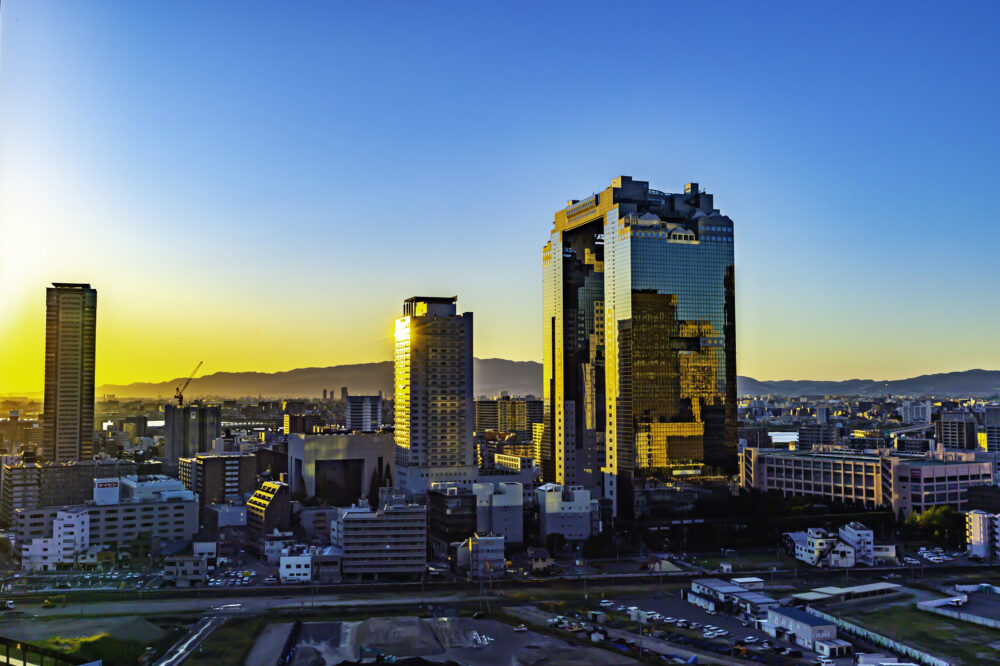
543,177,736,518
43,283,97,462
394,296,476,492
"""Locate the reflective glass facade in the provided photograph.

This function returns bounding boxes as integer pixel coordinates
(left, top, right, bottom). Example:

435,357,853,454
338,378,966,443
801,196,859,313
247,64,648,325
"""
544,177,736,519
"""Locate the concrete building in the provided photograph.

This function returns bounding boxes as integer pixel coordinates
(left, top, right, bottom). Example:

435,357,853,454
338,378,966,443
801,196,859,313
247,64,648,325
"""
287,433,394,506
1,458,138,525
474,395,543,439
535,483,599,542
346,395,383,432
797,424,839,451
20,507,89,571
14,476,198,555
936,410,977,450
966,510,993,560
178,453,256,505
279,546,314,583
838,522,875,565
473,482,523,544
739,447,994,516
900,400,932,425
985,405,1000,453
283,413,324,435
330,488,426,581
427,484,477,556
394,296,476,493
246,480,291,554
163,555,208,587
43,283,97,462
455,533,505,578
783,528,856,568
764,607,838,651
164,403,221,464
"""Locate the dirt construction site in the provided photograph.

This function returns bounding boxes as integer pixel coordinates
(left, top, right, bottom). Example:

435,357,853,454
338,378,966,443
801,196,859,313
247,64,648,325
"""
268,616,639,666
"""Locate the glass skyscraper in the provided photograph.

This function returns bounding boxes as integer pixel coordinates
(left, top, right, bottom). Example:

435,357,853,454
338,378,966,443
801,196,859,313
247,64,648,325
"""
543,177,736,518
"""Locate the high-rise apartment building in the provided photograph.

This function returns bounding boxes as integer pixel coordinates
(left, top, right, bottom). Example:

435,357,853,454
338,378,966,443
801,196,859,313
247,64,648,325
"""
394,296,476,492
543,177,736,518
164,403,221,463
474,395,543,439
346,395,383,432
935,410,977,450
43,283,97,462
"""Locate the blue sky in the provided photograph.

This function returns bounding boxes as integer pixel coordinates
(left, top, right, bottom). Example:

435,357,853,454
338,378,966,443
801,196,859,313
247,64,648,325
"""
2,0,999,390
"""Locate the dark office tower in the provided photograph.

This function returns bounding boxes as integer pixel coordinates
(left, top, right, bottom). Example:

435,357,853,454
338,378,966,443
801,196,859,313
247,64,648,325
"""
341,387,348,401
164,403,222,464
43,283,97,462
323,389,328,401
544,178,737,519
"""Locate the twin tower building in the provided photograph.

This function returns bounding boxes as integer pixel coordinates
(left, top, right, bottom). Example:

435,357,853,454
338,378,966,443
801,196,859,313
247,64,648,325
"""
396,176,736,520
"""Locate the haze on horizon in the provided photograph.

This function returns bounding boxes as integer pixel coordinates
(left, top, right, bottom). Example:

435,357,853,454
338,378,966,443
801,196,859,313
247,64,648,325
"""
2,1,999,395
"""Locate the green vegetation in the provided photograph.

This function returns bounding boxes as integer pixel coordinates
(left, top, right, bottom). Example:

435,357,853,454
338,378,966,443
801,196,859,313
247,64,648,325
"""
901,505,965,548
39,627,181,666
844,605,1000,665
184,617,266,666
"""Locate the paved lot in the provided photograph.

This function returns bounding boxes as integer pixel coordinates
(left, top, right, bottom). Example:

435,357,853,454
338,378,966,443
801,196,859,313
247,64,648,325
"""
602,591,773,643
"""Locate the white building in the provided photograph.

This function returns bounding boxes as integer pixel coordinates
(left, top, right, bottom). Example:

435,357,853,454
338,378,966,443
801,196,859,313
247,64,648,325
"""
330,488,427,580
966,510,993,560
900,400,932,425
279,548,313,583
838,522,874,565
784,528,855,568
535,483,599,542
456,533,505,578
394,296,477,493
21,507,90,571
764,607,838,650
473,482,523,543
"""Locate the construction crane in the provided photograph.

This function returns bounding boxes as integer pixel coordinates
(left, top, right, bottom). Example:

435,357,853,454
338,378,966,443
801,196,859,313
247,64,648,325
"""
174,361,203,406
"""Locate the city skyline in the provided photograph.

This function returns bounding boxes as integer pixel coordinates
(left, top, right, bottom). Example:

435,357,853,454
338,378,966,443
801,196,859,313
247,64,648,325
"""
4,2,1000,393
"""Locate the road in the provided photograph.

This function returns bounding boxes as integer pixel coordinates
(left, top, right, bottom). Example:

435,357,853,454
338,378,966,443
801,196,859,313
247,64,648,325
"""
26,590,473,618
154,616,224,666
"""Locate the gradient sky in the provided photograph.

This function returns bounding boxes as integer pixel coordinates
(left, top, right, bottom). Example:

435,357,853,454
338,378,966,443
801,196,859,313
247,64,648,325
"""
2,1,1000,394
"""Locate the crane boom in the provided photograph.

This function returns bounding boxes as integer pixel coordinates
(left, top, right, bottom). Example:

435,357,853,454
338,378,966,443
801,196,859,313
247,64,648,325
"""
174,361,203,406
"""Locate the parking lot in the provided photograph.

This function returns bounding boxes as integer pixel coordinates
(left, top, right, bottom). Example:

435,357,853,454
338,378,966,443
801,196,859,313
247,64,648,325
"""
1,570,162,594
579,591,837,664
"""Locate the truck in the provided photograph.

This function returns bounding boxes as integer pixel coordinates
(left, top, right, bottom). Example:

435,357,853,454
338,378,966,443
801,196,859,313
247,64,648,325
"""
0,600,12,610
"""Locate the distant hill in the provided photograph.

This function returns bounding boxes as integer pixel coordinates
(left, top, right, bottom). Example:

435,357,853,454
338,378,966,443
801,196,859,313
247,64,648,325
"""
96,364,1000,401
97,358,543,400
737,369,1000,397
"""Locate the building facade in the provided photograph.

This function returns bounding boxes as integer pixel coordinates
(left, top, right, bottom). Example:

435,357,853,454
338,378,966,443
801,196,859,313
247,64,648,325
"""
346,395,383,432
1,458,138,525
246,480,291,553
164,403,221,464
178,453,257,505
543,177,736,519
394,297,476,492
43,283,97,462
331,488,426,581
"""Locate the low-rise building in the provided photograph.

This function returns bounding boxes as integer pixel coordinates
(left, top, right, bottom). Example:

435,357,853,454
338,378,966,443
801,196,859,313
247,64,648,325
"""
966,509,996,560
164,554,208,587
14,476,198,560
455,533,505,578
764,606,838,650
279,546,313,583
246,480,290,554
783,528,856,568
331,488,426,581
535,483,599,542
20,507,89,571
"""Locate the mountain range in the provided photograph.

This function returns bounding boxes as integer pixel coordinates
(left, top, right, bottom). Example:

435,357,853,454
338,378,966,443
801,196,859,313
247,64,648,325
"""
95,363,1000,400
96,358,543,400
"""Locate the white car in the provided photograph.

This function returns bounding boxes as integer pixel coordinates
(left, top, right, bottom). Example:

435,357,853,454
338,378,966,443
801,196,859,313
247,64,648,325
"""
599,600,614,607
744,636,758,643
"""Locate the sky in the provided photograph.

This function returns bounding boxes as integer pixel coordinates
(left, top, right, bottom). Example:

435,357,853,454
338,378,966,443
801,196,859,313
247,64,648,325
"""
2,1,999,394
